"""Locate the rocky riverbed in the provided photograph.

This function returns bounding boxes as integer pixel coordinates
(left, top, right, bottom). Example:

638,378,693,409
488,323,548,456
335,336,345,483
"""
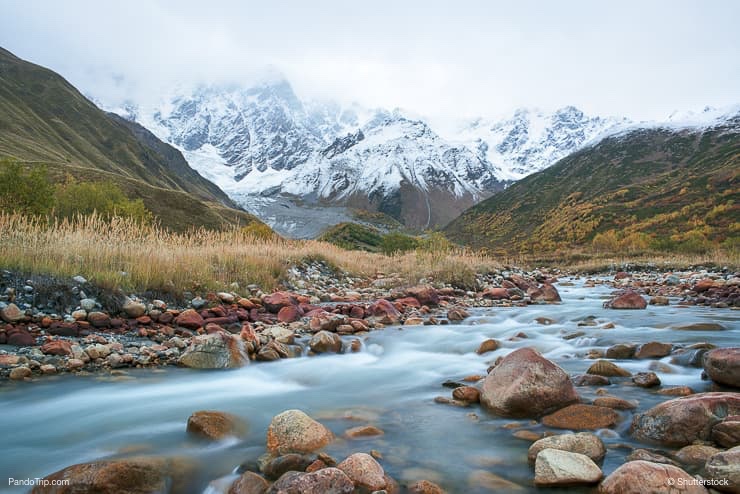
0,264,738,493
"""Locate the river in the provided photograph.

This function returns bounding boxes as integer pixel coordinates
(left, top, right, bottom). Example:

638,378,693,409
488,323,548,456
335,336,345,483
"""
1,279,737,493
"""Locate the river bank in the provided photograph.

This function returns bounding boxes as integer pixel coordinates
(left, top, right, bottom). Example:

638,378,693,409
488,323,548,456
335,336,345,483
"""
1,265,738,493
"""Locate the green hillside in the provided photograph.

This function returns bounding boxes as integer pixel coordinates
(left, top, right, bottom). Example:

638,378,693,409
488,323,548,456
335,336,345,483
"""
0,47,264,231
445,122,740,255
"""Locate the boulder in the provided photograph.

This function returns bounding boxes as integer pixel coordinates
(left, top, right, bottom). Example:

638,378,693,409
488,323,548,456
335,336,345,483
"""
476,339,499,355
122,300,147,318
530,283,562,303
632,372,661,387
406,285,440,306
541,404,620,430
175,309,205,330
712,416,740,448
634,342,673,359
534,449,602,486
674,445,722,469
309,331,342,354
229,471,270,494
452,386,480,403
262,292,298,313
367,299,401,324
41,340,73,356
186,410,247,440
704,446,739,493
87,311,111,328
344,425,384,439
587,360,631,377
9,366,31,380
179,333,248,369
267,468,353,494
277,305,302,323
263,454,314,480
528,432,606,464
30,457,195,494
7,329,34,346
598,460,707,494
0,303,25,322
308,312,347,333
605,343,637,359
337,453,386,491
631,392,740,447
480,347,579,418
703,348,740,388
604,291,647,309
447,307,469,321
266,409,334,454
482,287,509,300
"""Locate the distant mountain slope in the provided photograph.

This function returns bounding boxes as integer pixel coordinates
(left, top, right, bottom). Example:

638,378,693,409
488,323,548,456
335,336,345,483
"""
445,118,740,254
0,47,263,231
111,81,625,232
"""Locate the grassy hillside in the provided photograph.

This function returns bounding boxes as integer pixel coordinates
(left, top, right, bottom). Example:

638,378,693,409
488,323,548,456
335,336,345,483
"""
0,47,264,231
445,122,740,255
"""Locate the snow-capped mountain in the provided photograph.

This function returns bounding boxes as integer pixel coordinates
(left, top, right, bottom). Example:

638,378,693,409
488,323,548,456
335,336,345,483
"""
112,81,512,230
111,78,735,235
449,107,630,181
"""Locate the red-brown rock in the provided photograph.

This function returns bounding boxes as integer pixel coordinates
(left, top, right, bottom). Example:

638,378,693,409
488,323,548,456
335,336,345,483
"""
262,292,298,313
41,340,73,356
31,457,196,494
186,410,247,440
631,392,740,447
7,329,35,346
482,287,509,300
175,309,205,330
277,305,303,323
268,468,354,494
480,347,579,418
368,299,401,324
337,453,386,492
703,347,740,388
598,460,707,494
406,286,440,306
604,291,647,309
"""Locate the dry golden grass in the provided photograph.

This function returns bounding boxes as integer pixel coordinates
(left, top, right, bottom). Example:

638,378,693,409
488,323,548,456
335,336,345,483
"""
0,213,500,293
518,247,739,273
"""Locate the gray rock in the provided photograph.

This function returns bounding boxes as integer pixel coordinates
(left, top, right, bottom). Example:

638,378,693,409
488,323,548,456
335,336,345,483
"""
534,449,602,486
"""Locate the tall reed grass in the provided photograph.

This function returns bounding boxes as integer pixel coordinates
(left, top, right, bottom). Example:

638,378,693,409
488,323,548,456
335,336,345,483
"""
0,213,500,294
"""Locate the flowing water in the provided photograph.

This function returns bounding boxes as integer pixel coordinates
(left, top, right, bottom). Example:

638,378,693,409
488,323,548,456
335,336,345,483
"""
1,279,738,493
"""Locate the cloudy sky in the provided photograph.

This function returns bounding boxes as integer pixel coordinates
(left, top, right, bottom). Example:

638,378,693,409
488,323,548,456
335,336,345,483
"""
2,0,739,123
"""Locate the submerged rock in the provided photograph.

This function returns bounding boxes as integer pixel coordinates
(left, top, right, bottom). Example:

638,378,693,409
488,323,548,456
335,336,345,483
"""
480,347,579,418
229,471,270,494
186,410,247,441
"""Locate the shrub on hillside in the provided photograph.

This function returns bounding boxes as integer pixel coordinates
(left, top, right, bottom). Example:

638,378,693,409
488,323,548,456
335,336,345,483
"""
54,178,153,224
0,159,55,215
380,232,419,255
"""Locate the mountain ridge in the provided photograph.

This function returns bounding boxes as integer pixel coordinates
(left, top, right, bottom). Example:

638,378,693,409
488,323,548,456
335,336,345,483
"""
0,46,264,231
